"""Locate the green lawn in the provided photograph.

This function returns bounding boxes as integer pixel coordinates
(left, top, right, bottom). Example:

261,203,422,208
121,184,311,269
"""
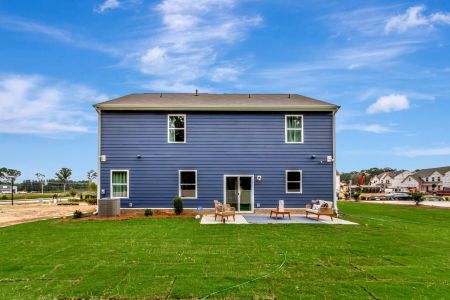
0,203,449,299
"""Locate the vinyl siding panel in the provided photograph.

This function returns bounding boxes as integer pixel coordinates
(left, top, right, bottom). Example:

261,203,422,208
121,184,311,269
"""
100,111,334,208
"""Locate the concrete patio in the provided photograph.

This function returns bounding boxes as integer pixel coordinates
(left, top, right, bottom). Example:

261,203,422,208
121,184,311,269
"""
200,214,357,225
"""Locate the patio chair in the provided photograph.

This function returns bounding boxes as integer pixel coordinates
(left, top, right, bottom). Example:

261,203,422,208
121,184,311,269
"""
214,200,236,223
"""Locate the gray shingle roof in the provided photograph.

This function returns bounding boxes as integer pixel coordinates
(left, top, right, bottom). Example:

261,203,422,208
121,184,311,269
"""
94,93,340,111
414,166,450,178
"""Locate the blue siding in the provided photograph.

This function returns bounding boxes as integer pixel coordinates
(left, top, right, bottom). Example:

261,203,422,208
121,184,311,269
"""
100,111,334,208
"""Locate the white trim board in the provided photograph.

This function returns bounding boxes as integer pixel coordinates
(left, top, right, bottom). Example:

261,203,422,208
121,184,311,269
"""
110,169,130,199
167,114,186,143
285,170,303,194
178,170,198,199
285,114,304,144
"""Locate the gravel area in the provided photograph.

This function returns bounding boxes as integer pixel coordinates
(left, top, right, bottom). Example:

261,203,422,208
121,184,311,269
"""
0,204,96,227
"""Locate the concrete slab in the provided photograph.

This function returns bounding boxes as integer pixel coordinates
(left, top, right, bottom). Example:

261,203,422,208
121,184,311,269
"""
200,214,248,224
244,215,357,225
200,214,357,225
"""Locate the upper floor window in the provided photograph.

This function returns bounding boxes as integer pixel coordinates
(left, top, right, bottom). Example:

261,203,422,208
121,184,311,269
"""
438,177,441,181
111,170,129,198
285,115,303,143
432,177,435,182
286,170,302,193
179,170,197,199
168,114,186,143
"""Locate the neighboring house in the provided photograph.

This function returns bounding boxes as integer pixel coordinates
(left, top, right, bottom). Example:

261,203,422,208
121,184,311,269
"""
399,175,421,192
444,171,450,190
369,175,380,186
94,93,340,211
370,172,395,189
414,167,450,193
398,166,450,193
391,170,413,191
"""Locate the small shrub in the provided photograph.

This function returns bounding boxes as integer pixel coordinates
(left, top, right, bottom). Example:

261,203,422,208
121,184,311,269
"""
344,192,350,200
173,196,183,215
58,201,79,206
352,192,361,202
144,208,153,216
69,189,77,197
73,210,83,218
360,196,367,201
412,192,424,206
1,195,7,200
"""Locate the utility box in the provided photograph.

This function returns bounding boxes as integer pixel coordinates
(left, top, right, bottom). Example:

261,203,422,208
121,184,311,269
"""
98,198,120,217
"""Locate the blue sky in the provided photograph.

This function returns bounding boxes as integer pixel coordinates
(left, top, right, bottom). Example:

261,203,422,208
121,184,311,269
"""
1,0,450,180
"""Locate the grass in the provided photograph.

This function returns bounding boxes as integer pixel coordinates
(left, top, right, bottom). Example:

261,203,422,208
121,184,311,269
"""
0,203,449,299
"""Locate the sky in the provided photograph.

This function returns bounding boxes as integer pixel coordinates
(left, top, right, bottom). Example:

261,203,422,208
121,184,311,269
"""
0,0,450,181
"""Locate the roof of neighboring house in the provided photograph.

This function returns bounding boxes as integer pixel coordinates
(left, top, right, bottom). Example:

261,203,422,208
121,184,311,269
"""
402,174,423,183
414,166,450,178
93,93,340,112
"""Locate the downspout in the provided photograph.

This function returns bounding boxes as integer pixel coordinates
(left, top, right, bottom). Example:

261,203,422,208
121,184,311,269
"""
96,107,101,208
332,109,338,215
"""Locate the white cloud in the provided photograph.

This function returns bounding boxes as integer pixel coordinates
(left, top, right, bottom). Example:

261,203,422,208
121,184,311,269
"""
126,0,261,91
211,67,240,82
0,74,107,135
338,123,394,134
367,94,410,114
94,0,121,13
385,5,450,33
395,147,450,157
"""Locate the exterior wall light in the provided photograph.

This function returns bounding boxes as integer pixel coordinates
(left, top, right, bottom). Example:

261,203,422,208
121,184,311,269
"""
256,175,262,182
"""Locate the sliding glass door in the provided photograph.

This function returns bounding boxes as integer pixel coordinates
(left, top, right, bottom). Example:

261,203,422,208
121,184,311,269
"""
225,175,253,212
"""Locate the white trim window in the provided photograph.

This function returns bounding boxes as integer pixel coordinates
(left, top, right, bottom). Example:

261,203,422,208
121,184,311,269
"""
168,114,186,143
179,170,197,199
286,170,302,193
285,115,304,143
111,170,129,198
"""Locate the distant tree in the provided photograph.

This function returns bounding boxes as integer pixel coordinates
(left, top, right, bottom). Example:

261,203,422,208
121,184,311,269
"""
89,182,97,192
0,168,22,181
55,168,72,192
0,168,21,204
35,173,46,194
87,170,98,184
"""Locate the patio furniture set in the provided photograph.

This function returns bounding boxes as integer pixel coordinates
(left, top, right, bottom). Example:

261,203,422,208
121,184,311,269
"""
212,199,334,223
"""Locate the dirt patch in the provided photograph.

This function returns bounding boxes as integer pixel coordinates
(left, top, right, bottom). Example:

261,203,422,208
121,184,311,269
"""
0,204,97,228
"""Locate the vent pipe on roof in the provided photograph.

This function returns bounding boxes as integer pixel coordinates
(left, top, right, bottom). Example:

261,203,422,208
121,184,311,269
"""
288,94,291,98
195,89,198,96
160,93,162,98
248,94,251,98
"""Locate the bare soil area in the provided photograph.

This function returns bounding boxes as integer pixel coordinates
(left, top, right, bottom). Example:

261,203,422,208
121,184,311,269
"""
0,204,97,227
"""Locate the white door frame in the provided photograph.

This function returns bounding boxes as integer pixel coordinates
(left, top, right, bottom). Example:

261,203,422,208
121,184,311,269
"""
223,175,254,213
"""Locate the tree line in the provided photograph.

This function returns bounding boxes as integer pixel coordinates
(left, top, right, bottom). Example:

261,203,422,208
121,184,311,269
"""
0,167,98,193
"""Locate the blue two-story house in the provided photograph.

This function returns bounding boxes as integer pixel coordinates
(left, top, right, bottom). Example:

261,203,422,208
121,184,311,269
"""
94,93,339,212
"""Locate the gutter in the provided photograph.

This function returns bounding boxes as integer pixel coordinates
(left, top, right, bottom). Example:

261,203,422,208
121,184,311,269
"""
93,105,340,112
